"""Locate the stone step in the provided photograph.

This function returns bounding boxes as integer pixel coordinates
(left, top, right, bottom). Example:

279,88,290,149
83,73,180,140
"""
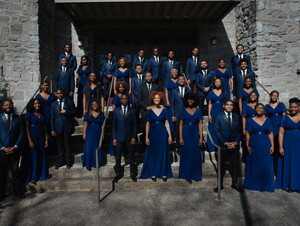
26,176,243,192
48,161,240,179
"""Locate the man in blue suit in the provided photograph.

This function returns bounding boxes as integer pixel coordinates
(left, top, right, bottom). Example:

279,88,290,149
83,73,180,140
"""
147,47,163,84
112,94,137,182
230,44,252,73
58,44,77,74
0,99,25,201
161,50,182,86
131,64,145,120
50,88,76,169
54,57,75,98
132,49,148,74
185,47,201,92
195,60,214,110
101,52,118,100
233,59,256,99
214,100,243,193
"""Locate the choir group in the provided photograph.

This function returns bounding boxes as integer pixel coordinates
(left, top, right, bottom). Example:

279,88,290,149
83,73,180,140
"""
1,43,300,202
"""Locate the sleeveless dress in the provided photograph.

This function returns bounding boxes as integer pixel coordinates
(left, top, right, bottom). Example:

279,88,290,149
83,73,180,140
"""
140,108,173,178
243,118,274,192
178,108,203,181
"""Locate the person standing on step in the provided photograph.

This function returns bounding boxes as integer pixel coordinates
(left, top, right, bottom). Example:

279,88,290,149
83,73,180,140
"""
230,44,252,74
82,100,105,171
147,47,163,84
161,50,182,86
112,94,137,182
214,100,243,193
112,81,133,110
0,99,25,201
101,52,117,101
21,98,52,185
185,47,201,92
113,57,132,95
50,88,76,169
214,59,233,101
244,103,274,192
140,91,173,182
132,49,148,74
131,64,145,120
179,92,204,182
58,44,77,75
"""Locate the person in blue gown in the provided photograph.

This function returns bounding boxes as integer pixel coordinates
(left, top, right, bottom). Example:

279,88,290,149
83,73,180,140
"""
113,57,132,94
112,81,133,110
179,92,203,182
36,81,57,155
76,55,94,117
265,90,286,174
82,100,105,171
22,98,51,185
275,98,300,192
214,59,233,100
83,72,104,115
238,77,259,114
244,103,274,192
206,78,227,151
140,91,173,181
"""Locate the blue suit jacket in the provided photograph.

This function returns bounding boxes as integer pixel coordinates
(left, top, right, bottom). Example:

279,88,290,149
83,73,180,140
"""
147,56,163,81
233,69,256,98
195,70,214,97
58,53,77,72
54,66,75,95
230,54,252,73
131,74,145,103
214,112,242,150
101,61,118,84
0,113,25,154
132,57,149,74
50,99,76,134
162,60,182,84
172,87,191,118
185,57,201,81
112,106,137,143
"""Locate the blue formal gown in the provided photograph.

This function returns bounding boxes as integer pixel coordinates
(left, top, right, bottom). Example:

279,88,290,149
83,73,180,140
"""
244,118,274,192
140,108,173,179
165,79,179,133
206,91,225,151
21,112,52,184
265,102,286,136
275,115,300,191
76,66,94,87
238,88,259,106
82,112,105,168
214,69,232,100
178,108,203,181
114,68,132,85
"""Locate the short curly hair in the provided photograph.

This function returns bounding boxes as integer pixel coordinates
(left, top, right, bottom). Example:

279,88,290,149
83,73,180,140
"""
118,57,128,67
183,92,199,108
149,91,164,104
116,81,128,92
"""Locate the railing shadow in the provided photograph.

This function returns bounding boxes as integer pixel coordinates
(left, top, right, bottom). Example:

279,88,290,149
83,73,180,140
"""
99,180,115,203
239,191,253,226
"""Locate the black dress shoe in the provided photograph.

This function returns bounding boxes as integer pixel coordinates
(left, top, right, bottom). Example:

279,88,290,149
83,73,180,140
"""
151,177,156,182
86,168,92,171
186,180,192,184
55,165,60,170
67,165,72,169
31,180,37,185
131,175,137,182
231,184,244,193
15,191,25,199
214,185,224,193
162,177,168,182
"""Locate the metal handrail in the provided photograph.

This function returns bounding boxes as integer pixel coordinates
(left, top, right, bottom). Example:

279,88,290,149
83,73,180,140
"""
95,78,114,202
203,121,222,201
182,73,191,90
255,79,270,95
20,76,49,115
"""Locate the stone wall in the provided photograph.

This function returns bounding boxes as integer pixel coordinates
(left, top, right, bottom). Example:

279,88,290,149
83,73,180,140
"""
0,0,40,112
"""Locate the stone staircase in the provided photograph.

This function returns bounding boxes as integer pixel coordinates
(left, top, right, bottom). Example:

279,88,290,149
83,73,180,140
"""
26,111,245,193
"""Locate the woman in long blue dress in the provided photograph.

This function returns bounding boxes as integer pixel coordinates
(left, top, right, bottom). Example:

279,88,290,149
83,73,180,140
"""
214,59,233,100
244,103,274,192
76,55,94,117
238,77,259,114
179,92,203,182
265,90,286,174
22,98,51,184
113,57,132,94
275,98,300,192
36,81,57,155
140,91,173,181
207,78,226,151
83,72,104,115
82,100,105,171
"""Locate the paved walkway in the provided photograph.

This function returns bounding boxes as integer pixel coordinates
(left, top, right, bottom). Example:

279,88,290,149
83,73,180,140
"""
1,188,300,226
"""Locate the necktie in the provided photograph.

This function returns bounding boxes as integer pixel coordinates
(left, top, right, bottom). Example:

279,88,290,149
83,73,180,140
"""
242,70,246,77
62,67,66,77
7,114,11,130
108,61,112,68
180,87,184,98
155,56,159,64
138,75,142,84
148,83,151,92
123,106,127,117
193,57,197,66
227,112,232,127
203,70,207,78
66,53,70,60
169,61,173,69
59,100,63,111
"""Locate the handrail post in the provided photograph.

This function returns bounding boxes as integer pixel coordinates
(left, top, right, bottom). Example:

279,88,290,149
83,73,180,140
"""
95,77,114,202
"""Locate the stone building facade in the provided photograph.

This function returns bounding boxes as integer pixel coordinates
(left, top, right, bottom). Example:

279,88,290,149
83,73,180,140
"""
0,0,299,111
